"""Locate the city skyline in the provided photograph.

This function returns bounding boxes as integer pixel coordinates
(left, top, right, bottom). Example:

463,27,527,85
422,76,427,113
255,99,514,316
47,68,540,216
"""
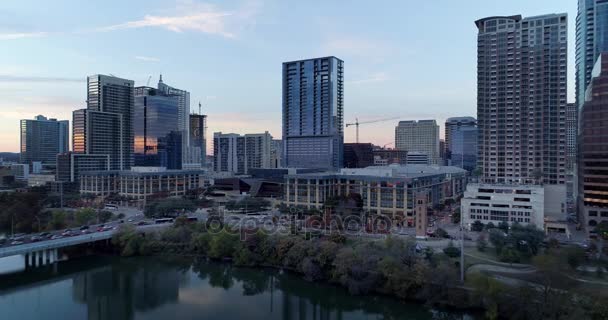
0,0,576,153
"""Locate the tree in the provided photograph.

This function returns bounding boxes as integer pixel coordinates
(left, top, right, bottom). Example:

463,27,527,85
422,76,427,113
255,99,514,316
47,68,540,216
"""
47,210,68,230
564,247,586,270
471,220,484,232
75,208,96,225
499,246,520,264
489,229,507,254
144,198,196,218
443,241,461,258
98,210,113,223
498,221,509,233
596,221,608,240
477,234,488,252
485,222,496,230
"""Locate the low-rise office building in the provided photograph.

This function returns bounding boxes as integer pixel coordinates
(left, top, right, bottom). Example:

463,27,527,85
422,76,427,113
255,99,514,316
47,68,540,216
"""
80,167,212,202
282,164,467,224
461,184,545,230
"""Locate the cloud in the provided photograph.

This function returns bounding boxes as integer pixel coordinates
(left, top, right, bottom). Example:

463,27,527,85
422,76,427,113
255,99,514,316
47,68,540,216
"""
134,55,160,62
0,31,48,40
0,75,84,83
97,2,236,38
348,72,389,85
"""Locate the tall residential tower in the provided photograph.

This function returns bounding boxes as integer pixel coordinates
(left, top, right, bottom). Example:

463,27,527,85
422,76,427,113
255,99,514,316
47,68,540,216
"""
20,115,68,166
394,120,440,165
476,14,568,184
282,56,344,170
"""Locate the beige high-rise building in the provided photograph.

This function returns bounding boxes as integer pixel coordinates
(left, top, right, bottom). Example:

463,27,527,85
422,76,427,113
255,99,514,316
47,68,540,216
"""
394,120,440,165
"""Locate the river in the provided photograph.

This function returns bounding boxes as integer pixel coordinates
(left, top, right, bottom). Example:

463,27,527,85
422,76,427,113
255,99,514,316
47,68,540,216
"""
0,256,475,320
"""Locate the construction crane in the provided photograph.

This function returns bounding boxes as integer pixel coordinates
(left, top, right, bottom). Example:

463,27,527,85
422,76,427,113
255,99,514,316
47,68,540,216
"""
146,75,152,86
345,117,401,143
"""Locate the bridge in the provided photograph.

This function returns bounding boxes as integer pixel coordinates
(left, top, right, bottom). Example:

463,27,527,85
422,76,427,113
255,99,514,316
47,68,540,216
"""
0,224,170,268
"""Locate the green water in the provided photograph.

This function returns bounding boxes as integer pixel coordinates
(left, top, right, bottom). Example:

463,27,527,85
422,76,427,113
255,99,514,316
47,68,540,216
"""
0,256,474,320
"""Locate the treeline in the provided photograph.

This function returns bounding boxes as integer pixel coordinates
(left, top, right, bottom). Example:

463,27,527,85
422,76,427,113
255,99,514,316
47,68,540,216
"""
112,218,608,319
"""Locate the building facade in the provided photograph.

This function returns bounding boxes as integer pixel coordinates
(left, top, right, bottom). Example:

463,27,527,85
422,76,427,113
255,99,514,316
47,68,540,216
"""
576,0,608,110
445,117,478,171
134,86,182,169
213,132,272,175
270,139,283,168
20,115,69,166
372,149,408,165
578,53,608,234
157,75,190,163
80,167,212,202
283,165,467,222
189,113,207,167
394,120,440,165
343,143,374,168
282,56,344,170
565,103,578,171
461,183,545,230
476,14,568,184
56,152,110,183
83,74,135,170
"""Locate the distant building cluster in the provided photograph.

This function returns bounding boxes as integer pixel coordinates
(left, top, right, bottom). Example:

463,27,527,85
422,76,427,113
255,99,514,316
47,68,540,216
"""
11,0,608,239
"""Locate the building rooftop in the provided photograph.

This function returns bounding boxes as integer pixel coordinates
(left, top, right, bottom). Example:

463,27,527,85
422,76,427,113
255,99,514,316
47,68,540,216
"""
286,164,466,180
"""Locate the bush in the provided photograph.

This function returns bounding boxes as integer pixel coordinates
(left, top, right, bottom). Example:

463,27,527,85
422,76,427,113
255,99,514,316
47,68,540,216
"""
477,235,488,252
499,247,520,264
485,222,495,230
471,220,484,232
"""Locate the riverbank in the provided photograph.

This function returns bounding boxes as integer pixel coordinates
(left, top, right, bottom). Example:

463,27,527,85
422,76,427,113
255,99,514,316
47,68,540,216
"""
107,219,608,319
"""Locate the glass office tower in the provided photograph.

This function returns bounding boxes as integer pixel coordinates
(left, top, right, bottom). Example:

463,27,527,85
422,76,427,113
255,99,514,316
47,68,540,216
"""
445,117,478,171
576,0,608,110
282,56,344,170
134,87,182,169
20,115,69,166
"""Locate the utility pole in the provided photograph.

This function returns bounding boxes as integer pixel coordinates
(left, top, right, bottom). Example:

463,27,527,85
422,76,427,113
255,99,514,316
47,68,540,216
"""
460,206,465,283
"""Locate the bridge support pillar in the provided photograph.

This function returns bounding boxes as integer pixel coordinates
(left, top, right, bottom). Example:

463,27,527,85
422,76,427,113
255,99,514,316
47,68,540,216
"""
33,251,39,267
42,250,48,266
27,253,34,268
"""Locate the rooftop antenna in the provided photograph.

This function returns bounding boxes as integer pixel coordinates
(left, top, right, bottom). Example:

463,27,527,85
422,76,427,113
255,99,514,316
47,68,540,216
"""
159,73,163,83
199,101,202,115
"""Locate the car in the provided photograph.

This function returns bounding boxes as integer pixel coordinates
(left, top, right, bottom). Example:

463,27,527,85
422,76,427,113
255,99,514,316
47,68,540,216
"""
9,233,26,241
96,225,106,232
61,229,73,236
137,221,149,226
10,240,24,245
127,218,134,222
80,225,90,231
39,232,50,238
50,235,63,240
102,225,113,231
30,235,43,242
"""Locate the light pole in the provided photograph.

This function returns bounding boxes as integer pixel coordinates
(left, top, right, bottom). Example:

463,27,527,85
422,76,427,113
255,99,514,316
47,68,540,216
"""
460,203,465,283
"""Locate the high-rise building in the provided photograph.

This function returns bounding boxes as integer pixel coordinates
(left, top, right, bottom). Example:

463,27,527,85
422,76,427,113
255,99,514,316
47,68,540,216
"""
282,56,344,170
578,53,608,234
157,75,190,163
189,113,207,166
20,115,68,166
445,117,478,171
394,120,440,165
576,0,608,110
213,132,272,175
56,152,110,183
270,139,283,168
133,86,182,169
476,14,568,184
84,74,135,170
343,143,374,168
565,103,578,171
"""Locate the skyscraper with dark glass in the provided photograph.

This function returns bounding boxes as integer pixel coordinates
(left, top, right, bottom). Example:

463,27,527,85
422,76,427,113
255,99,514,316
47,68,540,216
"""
578,53,608,234
72,75,134,170
282,56,344,170
20,115,68,166
445,117,478,171
157,75,190,164
576,0,608,110
134,86,182,169
476,14,568,184
189,113,207,166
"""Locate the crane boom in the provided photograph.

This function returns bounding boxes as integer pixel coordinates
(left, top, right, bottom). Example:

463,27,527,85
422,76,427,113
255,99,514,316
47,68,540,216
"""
345,116,401,143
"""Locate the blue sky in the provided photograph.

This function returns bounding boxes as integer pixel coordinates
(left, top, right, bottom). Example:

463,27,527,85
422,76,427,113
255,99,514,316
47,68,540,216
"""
0,0,576,153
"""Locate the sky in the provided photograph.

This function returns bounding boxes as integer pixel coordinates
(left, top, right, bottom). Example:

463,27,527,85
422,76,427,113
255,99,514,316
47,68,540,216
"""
0,0,576,153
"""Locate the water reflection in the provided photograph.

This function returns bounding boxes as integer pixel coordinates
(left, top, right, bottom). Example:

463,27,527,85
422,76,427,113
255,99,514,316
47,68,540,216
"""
0,257,473,320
